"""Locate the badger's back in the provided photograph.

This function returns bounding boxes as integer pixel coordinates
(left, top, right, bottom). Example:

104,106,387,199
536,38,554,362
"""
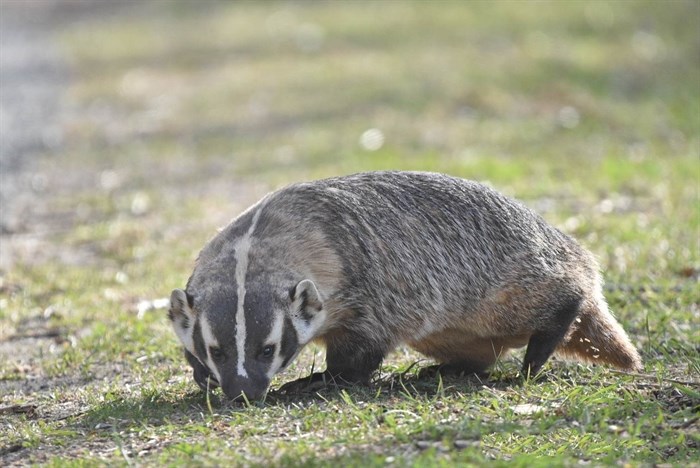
249,172,593,339
273,171,582,277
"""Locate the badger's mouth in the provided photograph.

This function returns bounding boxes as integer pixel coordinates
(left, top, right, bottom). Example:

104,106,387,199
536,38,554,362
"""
195,371,220,391
185,349,220,391
193,361,220,390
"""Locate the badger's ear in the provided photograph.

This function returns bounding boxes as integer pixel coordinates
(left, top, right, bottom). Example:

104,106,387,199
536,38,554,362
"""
290,279,323,314
289,279,325,344
169,288,195,330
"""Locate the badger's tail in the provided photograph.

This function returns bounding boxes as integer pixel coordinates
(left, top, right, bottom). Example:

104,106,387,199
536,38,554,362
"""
556,289,642,372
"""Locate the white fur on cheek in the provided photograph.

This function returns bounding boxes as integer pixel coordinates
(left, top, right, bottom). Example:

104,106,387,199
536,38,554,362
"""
265,311,285,380
199,317,222,383
292,308,327,345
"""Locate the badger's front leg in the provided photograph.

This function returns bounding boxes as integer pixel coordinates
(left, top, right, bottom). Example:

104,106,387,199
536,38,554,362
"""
325,331,387,383
279,331,387,394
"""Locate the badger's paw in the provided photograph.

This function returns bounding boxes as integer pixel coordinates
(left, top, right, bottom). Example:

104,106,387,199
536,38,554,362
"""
277,371,362,395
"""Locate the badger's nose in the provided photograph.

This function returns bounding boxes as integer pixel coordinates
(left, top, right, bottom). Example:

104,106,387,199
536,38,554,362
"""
222,378,266,402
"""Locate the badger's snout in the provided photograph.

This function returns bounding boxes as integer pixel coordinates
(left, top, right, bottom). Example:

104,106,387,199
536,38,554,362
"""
221,376,269,402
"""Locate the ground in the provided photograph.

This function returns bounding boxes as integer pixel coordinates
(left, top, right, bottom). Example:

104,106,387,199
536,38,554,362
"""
0,1,698,466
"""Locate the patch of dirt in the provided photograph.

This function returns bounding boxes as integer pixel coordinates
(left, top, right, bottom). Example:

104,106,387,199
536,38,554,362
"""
0,1,135,270
0,8,149,466
0,305,85,396
1,1,68,267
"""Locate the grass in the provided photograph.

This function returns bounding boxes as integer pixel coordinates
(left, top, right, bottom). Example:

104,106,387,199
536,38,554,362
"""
1,0,698,465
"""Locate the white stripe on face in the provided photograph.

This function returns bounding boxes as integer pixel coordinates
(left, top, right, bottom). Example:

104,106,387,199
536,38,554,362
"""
174,321,195,358
233,205,265,378
265,311,285,380
200,317,222,383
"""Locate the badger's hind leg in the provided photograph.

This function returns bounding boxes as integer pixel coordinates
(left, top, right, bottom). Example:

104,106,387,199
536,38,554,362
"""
521,296,582,378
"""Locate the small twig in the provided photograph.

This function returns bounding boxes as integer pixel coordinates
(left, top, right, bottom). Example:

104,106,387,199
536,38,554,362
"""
7,330,64,341
52,409,87,422
675,416,699,430
608,370,700,387
616,382,682,390
205,378,215,415
0,404,37,415
399,360,422,379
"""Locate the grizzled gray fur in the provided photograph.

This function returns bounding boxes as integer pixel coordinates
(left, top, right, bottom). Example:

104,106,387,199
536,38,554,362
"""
169,171,641,400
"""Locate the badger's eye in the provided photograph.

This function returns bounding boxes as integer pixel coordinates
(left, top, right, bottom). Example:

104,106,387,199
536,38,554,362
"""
261,345,274,358
209,347,225,360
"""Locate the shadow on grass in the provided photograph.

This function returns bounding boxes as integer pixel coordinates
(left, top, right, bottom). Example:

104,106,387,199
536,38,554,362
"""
71,371,507,429
73,362,566,430
74,390,216,431
262,368,526,408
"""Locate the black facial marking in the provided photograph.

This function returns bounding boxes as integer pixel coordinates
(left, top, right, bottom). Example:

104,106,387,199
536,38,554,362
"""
181,316,190,329
192,318,207,365
185,348,218,389
280,315,299,369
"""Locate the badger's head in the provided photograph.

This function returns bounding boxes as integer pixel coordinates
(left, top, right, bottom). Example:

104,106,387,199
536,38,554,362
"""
168,278,326,401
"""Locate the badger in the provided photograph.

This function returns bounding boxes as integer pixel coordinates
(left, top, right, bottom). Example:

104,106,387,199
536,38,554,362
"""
168,171,642,400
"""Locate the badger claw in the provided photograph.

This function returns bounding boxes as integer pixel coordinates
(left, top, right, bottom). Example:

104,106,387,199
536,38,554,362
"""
278,370,364,394
278,372,331,394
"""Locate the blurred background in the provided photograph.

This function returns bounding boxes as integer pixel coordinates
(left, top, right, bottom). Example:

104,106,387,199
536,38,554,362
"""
1,0,698,305
1,2,698,464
